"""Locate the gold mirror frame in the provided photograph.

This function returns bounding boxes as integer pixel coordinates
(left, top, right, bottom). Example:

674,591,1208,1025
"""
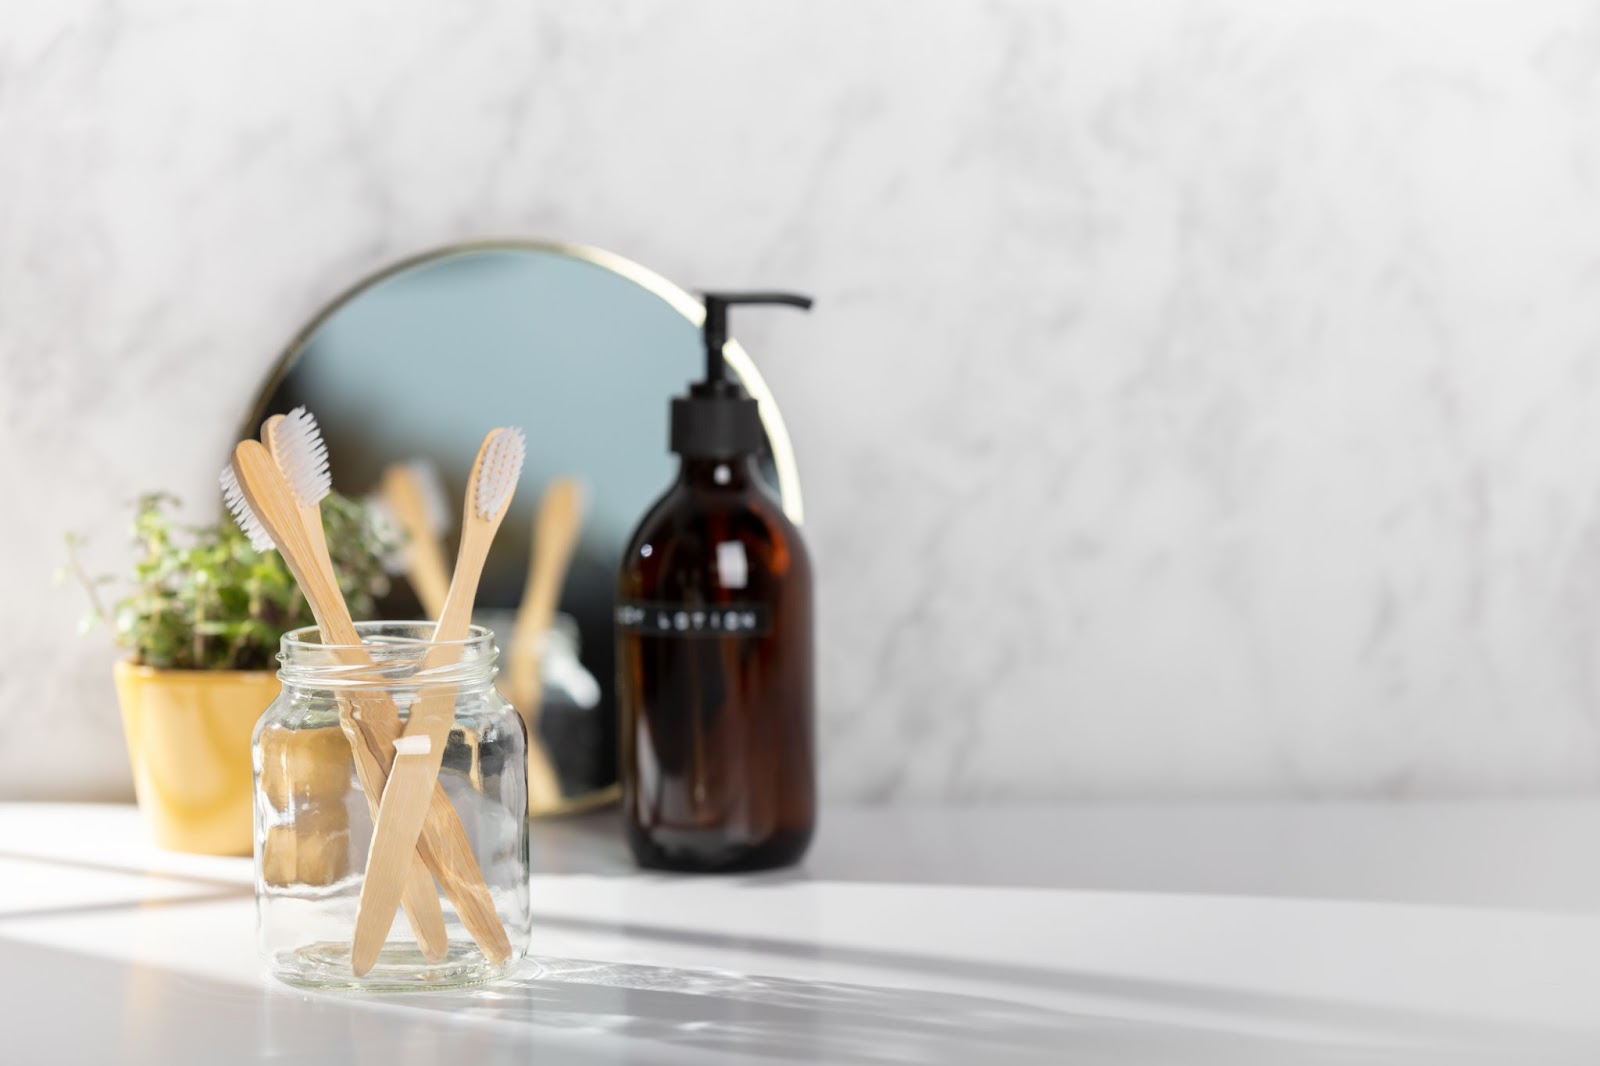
239,239,806,817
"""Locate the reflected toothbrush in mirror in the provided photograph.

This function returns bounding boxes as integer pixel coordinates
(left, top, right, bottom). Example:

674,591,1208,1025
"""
378,460,453,619
505,477,585,814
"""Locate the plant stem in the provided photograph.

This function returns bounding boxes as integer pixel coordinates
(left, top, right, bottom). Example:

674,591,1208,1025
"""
63,537,109,620
193,582,204,668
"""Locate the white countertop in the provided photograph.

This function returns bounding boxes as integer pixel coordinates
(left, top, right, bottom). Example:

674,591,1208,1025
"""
4,802,1600,1064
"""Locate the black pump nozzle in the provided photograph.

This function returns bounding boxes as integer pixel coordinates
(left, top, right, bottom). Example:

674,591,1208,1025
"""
701,291,814,386
670,290,814,458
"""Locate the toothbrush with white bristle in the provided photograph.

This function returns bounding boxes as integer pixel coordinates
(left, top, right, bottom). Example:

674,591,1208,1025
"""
351,427,524,976
261,410,337,602
266,409,329,535
221,464,273,552
224,428,512,969
259,409,451,961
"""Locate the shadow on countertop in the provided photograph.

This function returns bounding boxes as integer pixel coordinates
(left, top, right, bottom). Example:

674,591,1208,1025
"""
384,950,1588,1066
1,933,1589,1066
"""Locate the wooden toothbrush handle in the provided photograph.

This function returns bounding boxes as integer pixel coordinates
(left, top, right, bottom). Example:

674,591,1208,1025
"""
322,629,507,962
337,701,448,961
349,683,460,975
351,706,513,964
356,510,519,972
323,619,508,963
315,579,447,960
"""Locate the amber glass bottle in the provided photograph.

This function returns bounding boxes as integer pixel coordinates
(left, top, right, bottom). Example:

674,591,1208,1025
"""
616,292,815,872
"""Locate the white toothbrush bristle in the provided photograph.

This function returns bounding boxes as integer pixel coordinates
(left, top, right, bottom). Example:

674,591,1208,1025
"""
220,464,275,552
275,406,332,508
474,427,525,520
405,460,453,533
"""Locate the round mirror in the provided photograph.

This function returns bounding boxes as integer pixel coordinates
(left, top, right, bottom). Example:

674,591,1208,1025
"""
244,240,803,814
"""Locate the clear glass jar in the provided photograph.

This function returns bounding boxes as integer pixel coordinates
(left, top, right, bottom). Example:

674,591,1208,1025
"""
254,622,530,990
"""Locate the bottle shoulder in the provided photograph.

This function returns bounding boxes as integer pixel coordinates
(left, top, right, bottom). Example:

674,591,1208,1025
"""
619,483,810,591
626,484,803,550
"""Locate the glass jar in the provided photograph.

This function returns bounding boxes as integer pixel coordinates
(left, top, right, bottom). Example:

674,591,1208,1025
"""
254,622,530,990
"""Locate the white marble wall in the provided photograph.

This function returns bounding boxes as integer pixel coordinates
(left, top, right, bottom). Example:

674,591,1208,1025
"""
7,0,1600,801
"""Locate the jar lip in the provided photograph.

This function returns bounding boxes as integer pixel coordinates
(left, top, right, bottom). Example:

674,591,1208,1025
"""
280,621,495,654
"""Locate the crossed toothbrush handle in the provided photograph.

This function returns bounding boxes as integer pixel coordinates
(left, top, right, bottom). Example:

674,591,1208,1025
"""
336,701,448,959
349,699,513,965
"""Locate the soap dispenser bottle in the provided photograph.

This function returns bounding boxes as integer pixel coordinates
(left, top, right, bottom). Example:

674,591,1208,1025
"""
617,291,815,872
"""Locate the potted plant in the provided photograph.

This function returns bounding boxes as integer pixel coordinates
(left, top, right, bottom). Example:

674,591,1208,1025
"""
66,492,393,855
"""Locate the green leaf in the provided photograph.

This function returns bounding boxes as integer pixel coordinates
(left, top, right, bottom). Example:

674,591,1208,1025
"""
74,488,391,669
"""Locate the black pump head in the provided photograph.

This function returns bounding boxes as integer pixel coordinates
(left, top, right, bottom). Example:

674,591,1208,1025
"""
700,291,814,385
671,290,814,458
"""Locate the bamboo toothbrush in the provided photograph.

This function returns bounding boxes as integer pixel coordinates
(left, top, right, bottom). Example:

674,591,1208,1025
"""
505,477,585,813
379,461,454,619
351,427,525,976
259,411,448,962
226,437,512,967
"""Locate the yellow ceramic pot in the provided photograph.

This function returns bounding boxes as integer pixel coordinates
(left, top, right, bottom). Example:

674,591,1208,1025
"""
113,660,278,855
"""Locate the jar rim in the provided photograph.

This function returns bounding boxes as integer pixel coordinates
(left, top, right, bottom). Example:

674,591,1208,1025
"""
280,620,495,654
277,621,499,689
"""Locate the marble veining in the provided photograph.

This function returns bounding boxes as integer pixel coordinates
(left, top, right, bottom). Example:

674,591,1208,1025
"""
6,1,1600,800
